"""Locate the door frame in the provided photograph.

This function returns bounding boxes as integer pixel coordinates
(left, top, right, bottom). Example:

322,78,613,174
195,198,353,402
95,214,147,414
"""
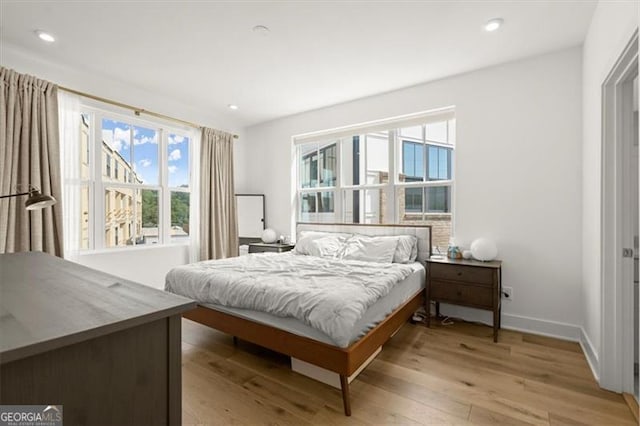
600,30,638,392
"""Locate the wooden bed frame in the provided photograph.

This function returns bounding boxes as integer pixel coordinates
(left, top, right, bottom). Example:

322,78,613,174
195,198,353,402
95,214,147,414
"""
183,223,432,416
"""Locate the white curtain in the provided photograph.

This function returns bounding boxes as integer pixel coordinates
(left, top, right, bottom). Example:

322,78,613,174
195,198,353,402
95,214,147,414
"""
189,129,201,263
58,90,82,259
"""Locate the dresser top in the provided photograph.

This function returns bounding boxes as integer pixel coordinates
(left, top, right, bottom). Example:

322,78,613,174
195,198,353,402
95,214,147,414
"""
426,255,502,268
0,252,196,364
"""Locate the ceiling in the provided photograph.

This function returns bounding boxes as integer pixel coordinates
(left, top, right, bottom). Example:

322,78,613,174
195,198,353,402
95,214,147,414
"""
1,1,597,127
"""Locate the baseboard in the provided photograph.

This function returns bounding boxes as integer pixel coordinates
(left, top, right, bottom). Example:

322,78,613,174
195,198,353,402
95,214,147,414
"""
434,305,603,383
436,304,581,341
501,313,581,342
579,327,600,382
623,393,639,422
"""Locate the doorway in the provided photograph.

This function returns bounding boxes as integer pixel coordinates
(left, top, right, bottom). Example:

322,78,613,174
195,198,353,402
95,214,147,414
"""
629,75,639,401
600,31,638,396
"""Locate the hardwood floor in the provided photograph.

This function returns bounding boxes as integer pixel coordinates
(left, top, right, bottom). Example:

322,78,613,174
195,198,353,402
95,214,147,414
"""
181,318,636,425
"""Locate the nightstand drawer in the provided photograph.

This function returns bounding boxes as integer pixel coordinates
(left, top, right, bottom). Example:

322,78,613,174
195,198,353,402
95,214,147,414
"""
248,243,295,254
429,263,494,286
430,280,493,308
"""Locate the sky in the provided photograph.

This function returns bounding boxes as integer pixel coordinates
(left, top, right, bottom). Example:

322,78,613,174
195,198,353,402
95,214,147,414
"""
101,119,189,187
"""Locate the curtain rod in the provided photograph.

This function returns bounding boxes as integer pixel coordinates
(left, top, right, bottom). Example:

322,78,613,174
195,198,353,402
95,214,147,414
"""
58,85,239,139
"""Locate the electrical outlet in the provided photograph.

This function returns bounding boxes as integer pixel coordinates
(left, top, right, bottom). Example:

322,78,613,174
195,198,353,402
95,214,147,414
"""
502,287,513,301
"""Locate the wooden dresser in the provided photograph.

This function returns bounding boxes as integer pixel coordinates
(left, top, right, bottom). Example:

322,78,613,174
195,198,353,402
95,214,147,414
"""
0,252,196,425
425,257,502,342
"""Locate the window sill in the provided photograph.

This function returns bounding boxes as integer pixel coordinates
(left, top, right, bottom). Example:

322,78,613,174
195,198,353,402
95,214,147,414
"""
74,242,190,256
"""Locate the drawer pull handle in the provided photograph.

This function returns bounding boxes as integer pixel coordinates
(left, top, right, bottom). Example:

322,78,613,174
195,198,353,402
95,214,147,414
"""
457,272,462,276
457,291,462,296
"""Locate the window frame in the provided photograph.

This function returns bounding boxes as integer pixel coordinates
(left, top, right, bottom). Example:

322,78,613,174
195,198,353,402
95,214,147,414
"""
394,122,454,220
294,111,455,232
297,141,340,221
80,103,193,252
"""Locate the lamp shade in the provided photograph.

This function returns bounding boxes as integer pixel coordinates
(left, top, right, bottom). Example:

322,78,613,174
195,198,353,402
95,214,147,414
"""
25,190,57,210
261,228,277,243
470,238,498,261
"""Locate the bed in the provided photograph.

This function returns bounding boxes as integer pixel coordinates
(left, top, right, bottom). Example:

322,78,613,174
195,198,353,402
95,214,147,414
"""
166,222,432,416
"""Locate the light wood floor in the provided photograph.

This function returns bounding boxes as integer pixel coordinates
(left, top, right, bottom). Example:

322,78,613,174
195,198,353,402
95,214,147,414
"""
181,318,636,425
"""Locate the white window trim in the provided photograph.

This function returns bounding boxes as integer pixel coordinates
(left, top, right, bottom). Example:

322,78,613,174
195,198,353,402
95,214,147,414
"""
293,107,454,145
293,109,456,236
80,103,195,252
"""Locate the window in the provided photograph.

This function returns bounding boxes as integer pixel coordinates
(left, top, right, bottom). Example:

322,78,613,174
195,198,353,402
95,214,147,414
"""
300,143,336,188
396,120,455,251
168,133,190,243
295,111,455,251
403,141,424,182
78,106,192,250
298,142,337,222
401,138,452,213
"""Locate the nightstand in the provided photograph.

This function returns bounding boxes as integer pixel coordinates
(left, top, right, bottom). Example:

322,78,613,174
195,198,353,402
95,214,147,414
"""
425,257,502,342
248,242,295,254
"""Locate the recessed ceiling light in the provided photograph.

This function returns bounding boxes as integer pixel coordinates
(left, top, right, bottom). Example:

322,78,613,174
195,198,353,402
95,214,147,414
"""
484,18,504,32
228,104,239,110
252,25,270,36
35,30,55,43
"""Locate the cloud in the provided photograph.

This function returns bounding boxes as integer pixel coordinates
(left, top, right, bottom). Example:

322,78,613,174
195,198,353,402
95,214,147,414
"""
102,127,130,153
169,135,186,145
168,149,181,161
134,133,158,145
168,165,178,174
139,159,152,168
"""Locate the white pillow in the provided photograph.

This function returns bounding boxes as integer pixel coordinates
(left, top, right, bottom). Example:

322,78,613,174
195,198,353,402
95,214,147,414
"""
340,235,399,264
294,231,350,256
392,235,418,263
345,234,417,263
307,236,345,258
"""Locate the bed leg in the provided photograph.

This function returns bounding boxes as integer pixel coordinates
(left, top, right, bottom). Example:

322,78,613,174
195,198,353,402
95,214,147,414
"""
232,336,238,346
339,375,352,416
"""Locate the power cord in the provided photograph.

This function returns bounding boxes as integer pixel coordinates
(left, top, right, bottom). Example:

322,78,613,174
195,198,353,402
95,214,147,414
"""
412,303,455,326
412,306,427,322
441,316,454,326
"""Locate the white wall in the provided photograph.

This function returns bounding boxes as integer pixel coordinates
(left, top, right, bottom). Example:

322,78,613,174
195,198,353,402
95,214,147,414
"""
243,47,584,339
72,245,189,290
581,1,639,374
2,43,246,287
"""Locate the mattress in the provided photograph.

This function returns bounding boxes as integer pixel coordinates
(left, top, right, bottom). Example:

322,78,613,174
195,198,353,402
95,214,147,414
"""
167,252,420,347
199,262,425,347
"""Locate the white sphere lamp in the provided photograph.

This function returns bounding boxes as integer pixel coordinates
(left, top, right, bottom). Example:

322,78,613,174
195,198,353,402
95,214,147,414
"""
261,228,277,243
470,238,498,261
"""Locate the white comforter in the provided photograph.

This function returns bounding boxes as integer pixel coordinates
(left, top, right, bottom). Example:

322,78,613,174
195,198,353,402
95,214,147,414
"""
165,253,414,347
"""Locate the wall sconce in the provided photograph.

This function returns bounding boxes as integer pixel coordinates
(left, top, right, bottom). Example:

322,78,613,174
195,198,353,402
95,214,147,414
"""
0,185,57,210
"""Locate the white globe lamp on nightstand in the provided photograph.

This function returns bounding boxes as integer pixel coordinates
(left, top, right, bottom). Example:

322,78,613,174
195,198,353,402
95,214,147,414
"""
470,238,498,261
261,228,277,243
